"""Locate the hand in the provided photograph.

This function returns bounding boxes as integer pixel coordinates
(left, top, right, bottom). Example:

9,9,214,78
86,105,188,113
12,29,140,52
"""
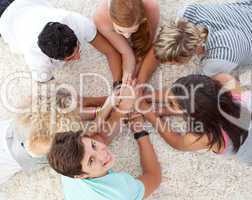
134,98,152,114
122,72,133,84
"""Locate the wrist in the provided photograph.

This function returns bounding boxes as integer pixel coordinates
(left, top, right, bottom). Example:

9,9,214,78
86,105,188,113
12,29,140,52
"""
113,80,122,90
134,130,149,140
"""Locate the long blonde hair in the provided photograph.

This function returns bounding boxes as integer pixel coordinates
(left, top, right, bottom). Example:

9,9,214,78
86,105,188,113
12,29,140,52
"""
154,20,208,63
110,0,151,57
15,94,83,157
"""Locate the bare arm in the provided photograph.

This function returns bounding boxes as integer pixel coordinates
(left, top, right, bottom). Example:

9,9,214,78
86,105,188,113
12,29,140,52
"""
136,0,160,84
94,9,136,77
90,32,122,82
137,47,159,84
137,135,161,198
141,102,209,151
80,96,107,107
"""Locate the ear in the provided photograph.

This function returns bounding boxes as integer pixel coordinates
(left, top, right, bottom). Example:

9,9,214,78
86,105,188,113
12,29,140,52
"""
195,45,205,55
74,174,89,179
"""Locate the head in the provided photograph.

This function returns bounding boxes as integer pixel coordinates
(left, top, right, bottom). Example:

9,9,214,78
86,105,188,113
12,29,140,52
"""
169,74,248,152
38,22,80,61
16,94,83,157
47,131,115,179
110,0,151,57
154,20,207,64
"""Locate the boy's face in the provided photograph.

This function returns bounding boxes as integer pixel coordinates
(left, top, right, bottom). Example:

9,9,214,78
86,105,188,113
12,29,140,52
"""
79,137,115,178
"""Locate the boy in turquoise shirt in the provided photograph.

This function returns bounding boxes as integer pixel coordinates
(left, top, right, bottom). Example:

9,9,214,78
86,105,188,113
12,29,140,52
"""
48,111,161,200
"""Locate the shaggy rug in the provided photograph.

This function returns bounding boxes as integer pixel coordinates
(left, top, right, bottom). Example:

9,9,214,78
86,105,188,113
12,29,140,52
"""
0,0,252,200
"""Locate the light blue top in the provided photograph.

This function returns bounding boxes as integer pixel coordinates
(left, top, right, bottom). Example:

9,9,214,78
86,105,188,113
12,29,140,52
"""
61,170,145,200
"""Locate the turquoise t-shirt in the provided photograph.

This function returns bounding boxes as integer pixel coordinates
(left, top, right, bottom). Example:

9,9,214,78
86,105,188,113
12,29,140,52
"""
61,170,145,200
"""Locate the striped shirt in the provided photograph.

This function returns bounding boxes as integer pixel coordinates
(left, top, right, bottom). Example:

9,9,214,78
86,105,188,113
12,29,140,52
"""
181,0,252,75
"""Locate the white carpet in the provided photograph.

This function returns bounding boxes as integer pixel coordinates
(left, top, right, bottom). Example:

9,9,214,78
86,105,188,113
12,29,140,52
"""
0,0,252,200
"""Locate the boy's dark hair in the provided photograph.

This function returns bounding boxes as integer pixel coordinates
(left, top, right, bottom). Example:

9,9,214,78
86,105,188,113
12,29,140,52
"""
47,131,85,178
171,74,249,153
38,22,78,60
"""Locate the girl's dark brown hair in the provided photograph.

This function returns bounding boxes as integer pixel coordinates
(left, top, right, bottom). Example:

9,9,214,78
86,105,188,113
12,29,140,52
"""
171,74,249,152
110,0,151,57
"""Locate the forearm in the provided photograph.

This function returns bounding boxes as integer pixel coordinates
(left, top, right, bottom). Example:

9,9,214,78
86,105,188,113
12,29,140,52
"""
136,47,159,84
122,52,136,76
137,135,161,197
143,108,184,149
138,135,160,175
96,96,118,121
80,96,107,107
101,110,123,144
105,49,123,82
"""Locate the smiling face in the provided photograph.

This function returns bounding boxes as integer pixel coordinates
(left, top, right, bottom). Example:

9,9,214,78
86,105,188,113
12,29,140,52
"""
79,137,115,178
113,23,139,38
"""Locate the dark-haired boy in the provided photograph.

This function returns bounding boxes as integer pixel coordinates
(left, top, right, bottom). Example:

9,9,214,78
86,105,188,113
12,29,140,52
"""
0,0,121,82
48,116,161,200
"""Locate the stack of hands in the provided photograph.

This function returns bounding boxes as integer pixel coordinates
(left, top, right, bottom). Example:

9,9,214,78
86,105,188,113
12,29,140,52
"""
112,74,152,132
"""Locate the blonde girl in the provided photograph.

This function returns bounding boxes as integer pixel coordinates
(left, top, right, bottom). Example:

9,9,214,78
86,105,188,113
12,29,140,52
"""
154,1,252,76
0,93,117,186
94,0,160,86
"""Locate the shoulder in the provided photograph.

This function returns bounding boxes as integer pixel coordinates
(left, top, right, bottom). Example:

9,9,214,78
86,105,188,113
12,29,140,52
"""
64,12,95,29
201,59,238,76
94,0,112,30
181,3,212,23
63,12,97,42
143,0,160,12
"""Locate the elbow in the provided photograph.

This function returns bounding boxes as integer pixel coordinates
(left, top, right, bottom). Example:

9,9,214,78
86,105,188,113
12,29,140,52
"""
168,142,188,152
160,133,189,152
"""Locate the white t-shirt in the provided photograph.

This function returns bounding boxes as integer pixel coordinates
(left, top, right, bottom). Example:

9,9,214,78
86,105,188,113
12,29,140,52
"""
0,0,97,82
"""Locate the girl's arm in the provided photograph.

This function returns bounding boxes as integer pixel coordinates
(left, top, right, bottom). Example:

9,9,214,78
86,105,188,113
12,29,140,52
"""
136,0,160,84
94,7,136,78
140,102,209,151
90,32,122,82
136,47,159,84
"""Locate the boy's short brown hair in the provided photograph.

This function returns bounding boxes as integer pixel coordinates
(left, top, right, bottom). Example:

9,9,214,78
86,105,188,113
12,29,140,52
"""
47,130,85,178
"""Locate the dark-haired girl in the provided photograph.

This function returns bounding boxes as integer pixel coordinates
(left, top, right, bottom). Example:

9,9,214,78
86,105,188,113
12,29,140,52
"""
94,0,160,86
139,74,252,164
